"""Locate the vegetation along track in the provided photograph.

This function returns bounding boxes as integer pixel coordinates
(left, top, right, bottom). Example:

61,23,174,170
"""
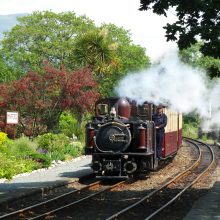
107,138,215,220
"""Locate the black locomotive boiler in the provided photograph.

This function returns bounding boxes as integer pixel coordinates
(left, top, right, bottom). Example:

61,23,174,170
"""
85,97,182,178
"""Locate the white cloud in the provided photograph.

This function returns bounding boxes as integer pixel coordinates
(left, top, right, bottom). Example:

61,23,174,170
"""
0,0,177,60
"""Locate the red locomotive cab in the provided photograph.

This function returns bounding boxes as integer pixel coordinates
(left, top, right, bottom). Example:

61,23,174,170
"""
117,98,131,119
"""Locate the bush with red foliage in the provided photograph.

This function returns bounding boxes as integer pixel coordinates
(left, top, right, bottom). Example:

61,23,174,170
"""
0,65,99,137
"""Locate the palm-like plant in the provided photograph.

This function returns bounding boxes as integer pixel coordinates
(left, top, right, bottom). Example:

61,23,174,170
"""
73,30,119,80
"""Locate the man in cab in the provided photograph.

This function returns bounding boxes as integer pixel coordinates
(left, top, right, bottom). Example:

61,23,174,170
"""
152,105,167,159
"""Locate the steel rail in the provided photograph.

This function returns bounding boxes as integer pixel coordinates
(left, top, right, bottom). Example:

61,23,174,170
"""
29,180,125,220
0,172,94,210
106,138,208,220
0,180,100,220
144,138,215,220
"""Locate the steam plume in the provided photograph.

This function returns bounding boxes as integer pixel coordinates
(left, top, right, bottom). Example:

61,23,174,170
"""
115,52,220,130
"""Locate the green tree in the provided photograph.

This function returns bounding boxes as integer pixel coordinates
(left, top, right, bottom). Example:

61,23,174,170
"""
73,29,118,80
1,11,150,97
0,53,16,83
1,11,96,75
99,43,150,97
101,24,149,74
72,24,150,97
180,43,220,77
140,0,220,60
99,24,150,97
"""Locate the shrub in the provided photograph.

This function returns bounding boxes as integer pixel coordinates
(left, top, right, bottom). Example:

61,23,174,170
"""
0,132,84,180
64,142,84,158
36,133,84,162
0,136,51,179
46,151,66,161
183,114,200,139
0,153,40,179
72,113,92,142
36,133,70,161
55,111,91,142
72,141,84,155
36,133,70,152
9,136,36,156
56,111,78,138
0,132,7,145
183,122,198,139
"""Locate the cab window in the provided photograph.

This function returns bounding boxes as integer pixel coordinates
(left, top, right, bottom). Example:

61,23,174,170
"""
96,104,108,116
137,104,148,117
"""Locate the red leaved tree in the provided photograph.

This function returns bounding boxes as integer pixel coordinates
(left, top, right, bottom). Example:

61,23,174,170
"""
0,65,99,137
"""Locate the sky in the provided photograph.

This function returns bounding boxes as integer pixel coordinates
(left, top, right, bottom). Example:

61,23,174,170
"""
0,0,177,61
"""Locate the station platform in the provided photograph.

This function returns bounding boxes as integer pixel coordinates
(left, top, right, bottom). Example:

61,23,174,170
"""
0,156,92,205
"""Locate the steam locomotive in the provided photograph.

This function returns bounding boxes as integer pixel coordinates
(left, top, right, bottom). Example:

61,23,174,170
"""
85,97,182,178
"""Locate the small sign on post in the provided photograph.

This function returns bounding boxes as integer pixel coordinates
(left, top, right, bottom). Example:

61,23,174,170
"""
6,111,19,139
6,112,19,124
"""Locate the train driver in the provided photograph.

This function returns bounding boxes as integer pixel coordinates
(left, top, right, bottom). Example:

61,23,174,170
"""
152,105,167,159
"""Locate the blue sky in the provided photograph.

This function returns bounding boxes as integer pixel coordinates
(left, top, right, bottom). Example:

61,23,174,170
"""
0,0,177,60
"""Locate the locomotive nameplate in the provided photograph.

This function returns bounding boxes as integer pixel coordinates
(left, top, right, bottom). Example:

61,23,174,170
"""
109,134,127,143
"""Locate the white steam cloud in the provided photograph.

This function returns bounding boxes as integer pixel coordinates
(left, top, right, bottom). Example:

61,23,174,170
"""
115,52,220,131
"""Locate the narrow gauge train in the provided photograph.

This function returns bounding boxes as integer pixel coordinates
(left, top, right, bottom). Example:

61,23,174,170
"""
85,97,182,178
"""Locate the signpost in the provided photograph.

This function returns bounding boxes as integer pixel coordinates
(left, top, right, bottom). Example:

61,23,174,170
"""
6,112,19,124
5,111,19,139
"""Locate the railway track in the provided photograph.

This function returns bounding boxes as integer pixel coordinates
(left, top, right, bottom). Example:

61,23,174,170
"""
0,172,95,218
0,172,95,211
107,138,215,220
0,178,125,220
